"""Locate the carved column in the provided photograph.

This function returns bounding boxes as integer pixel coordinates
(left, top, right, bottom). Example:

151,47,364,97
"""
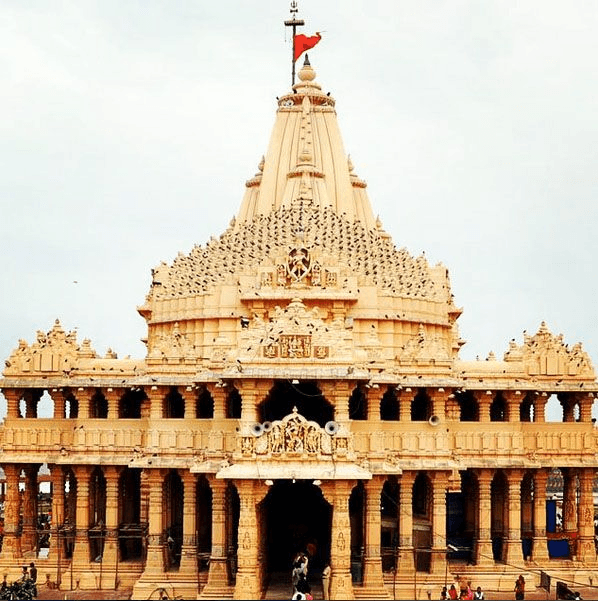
238,385,259,425
147,385,165,420
577,468,596,564
3,389,22,419
104,388,120,420
563,468,578,557
209,386,227,420
76,388,92,420
429,388,449,420
52,388,66,419
430,471,449,573
143,468,165,574
328,480,355,600
179,471,197,574
504,390,522,422
234,480,262,600
503,469,523,565
321,381,351,423
0,464,22,559
534,393,547,423
399,388,413,422
474,391,492,422
102,466,121,569
362,476,386,593
72,466,92,566
48,465,65,559
397,471,415,572
21,465,39,554
474,469,494,566
560,394,576,422
202,478,229,597
531,469,549,562
181,387,196,420
24,390,41,418
367,387,384,422
579,393,593,423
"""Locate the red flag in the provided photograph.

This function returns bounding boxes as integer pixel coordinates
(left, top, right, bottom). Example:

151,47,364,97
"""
294,32,321,62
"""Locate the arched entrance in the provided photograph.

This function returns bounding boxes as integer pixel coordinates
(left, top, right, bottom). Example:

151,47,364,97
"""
263,480,331,573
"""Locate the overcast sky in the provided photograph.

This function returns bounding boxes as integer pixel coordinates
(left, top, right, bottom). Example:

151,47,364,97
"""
1,1,598,416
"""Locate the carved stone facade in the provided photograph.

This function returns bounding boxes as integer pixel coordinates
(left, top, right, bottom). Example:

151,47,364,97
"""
1,54,598,601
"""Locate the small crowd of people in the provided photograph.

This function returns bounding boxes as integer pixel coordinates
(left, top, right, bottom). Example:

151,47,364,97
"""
0,563,38,600
291,551,313,600
440,580,485,600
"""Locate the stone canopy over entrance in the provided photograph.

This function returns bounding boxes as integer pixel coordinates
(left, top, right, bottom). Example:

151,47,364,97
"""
1,12,598,601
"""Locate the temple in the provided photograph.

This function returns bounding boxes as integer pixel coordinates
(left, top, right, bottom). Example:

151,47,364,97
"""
1,45,598,601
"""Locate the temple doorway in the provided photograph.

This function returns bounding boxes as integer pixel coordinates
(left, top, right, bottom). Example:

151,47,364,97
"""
263,480,332,573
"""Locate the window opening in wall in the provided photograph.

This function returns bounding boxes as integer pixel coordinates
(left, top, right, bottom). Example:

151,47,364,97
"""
197,387,214,419
411,389,431,422
380,388,399,421
226,388,242,419
349,386,367,420
490,393,506,422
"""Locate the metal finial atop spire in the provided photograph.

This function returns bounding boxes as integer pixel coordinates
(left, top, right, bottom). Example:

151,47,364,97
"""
284,1,305,87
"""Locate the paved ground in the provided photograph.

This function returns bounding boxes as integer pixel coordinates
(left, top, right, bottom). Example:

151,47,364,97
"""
32,582,598,600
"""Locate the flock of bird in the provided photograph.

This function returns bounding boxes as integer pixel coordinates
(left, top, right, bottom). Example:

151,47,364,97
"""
149,201,446,302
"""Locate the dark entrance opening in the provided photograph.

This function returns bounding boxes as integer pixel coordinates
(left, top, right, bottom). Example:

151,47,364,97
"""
260,381,333,427
264,480,331,574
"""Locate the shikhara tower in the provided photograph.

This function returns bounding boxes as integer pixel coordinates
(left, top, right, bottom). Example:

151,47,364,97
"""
1,35,598,601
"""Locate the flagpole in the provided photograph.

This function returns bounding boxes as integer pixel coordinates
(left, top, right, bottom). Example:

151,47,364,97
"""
284,1,304,87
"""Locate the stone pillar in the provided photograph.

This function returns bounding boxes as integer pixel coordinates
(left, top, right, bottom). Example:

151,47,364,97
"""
147,386,165,420
72,466,92,566
475,391,492,422
143,468,166,574
474,469,494,566
367,387,383,422
430,471,449,573
76,388,92,420
563,469,578,549
104,388,120,420
504,390,522,422
234,481,261,600
179,471,197,574
560,394,576,422
0,464,22,559
21,465,39,554
577,468,596,564
24,390,41,418
48,465,65,559
503,469,523,565
3,389,22,419
52,388,66,419
209,386,227,420
202,478,229,597
397,471,415,572
181,386,196,420
239,387,259,425
362,476,386,593
321,381,351,423
102,466,121,569
534,393,547,423
429,388,449,420
579,393,593,423
531,469,549,562
329,480,355,600
399,388,413,422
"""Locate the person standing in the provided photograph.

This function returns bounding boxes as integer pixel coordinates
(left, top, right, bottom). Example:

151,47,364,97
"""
322,564,331,600
473,586,485,600
515,575,525,600
29,562,37,584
